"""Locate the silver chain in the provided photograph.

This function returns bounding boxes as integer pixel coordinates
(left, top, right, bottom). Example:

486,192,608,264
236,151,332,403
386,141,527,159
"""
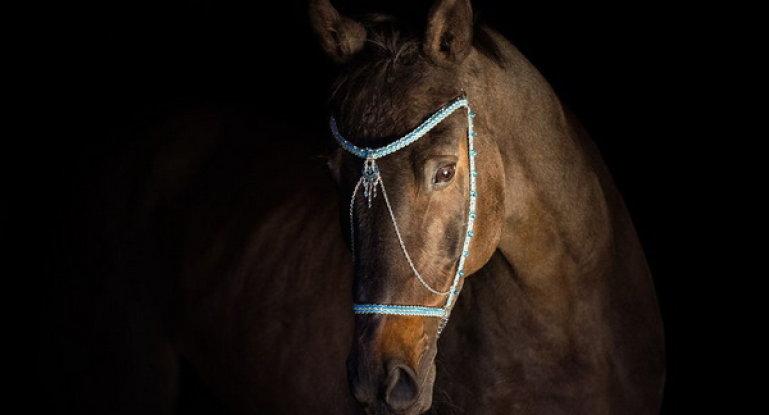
349,177,363,263
348,175,451,296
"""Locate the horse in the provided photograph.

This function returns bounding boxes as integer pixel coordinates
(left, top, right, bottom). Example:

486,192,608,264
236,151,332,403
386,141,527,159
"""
51,0,664,413
305,0,665,412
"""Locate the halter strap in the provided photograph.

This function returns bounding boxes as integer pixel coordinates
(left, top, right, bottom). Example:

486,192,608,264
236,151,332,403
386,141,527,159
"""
331,96,478,334
330,98,469,159
352,304,447,318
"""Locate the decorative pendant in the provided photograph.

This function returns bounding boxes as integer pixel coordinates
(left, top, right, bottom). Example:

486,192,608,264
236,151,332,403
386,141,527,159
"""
362,157,380,208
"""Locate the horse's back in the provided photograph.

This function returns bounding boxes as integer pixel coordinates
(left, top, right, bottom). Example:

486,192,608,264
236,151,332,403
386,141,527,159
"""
52,108,358,414
157,115,357,413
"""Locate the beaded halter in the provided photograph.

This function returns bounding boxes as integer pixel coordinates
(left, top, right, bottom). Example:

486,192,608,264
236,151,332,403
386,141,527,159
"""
330,97,478,333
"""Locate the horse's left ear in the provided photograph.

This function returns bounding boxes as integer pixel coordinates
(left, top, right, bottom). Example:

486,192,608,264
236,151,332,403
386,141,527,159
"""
309,0,367,63
423,0,474,65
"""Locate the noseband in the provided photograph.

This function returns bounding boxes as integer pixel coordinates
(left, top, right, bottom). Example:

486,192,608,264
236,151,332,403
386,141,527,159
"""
330,97,477,333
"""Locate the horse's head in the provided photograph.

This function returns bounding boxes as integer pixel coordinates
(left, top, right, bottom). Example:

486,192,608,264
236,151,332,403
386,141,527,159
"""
311,0,505,413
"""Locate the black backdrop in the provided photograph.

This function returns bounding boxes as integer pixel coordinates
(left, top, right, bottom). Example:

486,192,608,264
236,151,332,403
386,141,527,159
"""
32,0,744,413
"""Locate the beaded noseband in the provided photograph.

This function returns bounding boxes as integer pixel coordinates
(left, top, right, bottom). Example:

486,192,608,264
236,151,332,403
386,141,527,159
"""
330,97,477,333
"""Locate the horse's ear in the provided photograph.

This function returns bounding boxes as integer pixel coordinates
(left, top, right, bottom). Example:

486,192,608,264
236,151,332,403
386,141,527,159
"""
309,0,366,63
423,0,474,65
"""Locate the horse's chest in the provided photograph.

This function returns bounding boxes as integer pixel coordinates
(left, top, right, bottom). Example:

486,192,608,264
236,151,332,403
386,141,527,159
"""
432,328,608,414
430,263,610,413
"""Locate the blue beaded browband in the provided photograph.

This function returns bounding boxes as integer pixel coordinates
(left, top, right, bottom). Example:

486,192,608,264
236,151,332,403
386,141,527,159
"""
330,97,477,333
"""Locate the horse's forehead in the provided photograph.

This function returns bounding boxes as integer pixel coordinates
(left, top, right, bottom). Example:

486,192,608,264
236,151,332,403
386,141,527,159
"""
339,93,462,151
334,63,459,145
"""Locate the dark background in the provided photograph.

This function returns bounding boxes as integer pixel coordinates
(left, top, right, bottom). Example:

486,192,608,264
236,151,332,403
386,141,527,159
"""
31,0,745,413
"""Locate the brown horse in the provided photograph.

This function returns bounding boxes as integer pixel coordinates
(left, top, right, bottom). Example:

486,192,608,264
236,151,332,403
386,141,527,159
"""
57,1,664,414
307,0,664,412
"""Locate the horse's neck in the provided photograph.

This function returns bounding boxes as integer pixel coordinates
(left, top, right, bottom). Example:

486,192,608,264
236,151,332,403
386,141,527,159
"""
438,36,664,409
497,116,613,326
478,38,617,335
436,251,608,411
448,101,663,409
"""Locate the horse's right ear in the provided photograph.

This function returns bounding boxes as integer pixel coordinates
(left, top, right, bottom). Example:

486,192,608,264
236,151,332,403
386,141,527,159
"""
423,0,474,65
309,0,366,63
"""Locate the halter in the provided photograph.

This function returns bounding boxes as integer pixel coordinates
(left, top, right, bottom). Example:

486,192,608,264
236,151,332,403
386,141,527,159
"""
330,97,477,333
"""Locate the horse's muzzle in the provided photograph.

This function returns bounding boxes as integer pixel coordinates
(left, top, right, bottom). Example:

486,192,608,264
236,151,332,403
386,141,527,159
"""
349,357,435,414
347,316,438,414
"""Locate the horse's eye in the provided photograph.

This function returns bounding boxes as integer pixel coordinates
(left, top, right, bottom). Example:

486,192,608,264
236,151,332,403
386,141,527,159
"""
434,164,456,184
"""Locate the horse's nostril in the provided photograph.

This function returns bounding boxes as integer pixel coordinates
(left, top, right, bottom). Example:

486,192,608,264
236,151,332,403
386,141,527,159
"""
385,363,420,411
